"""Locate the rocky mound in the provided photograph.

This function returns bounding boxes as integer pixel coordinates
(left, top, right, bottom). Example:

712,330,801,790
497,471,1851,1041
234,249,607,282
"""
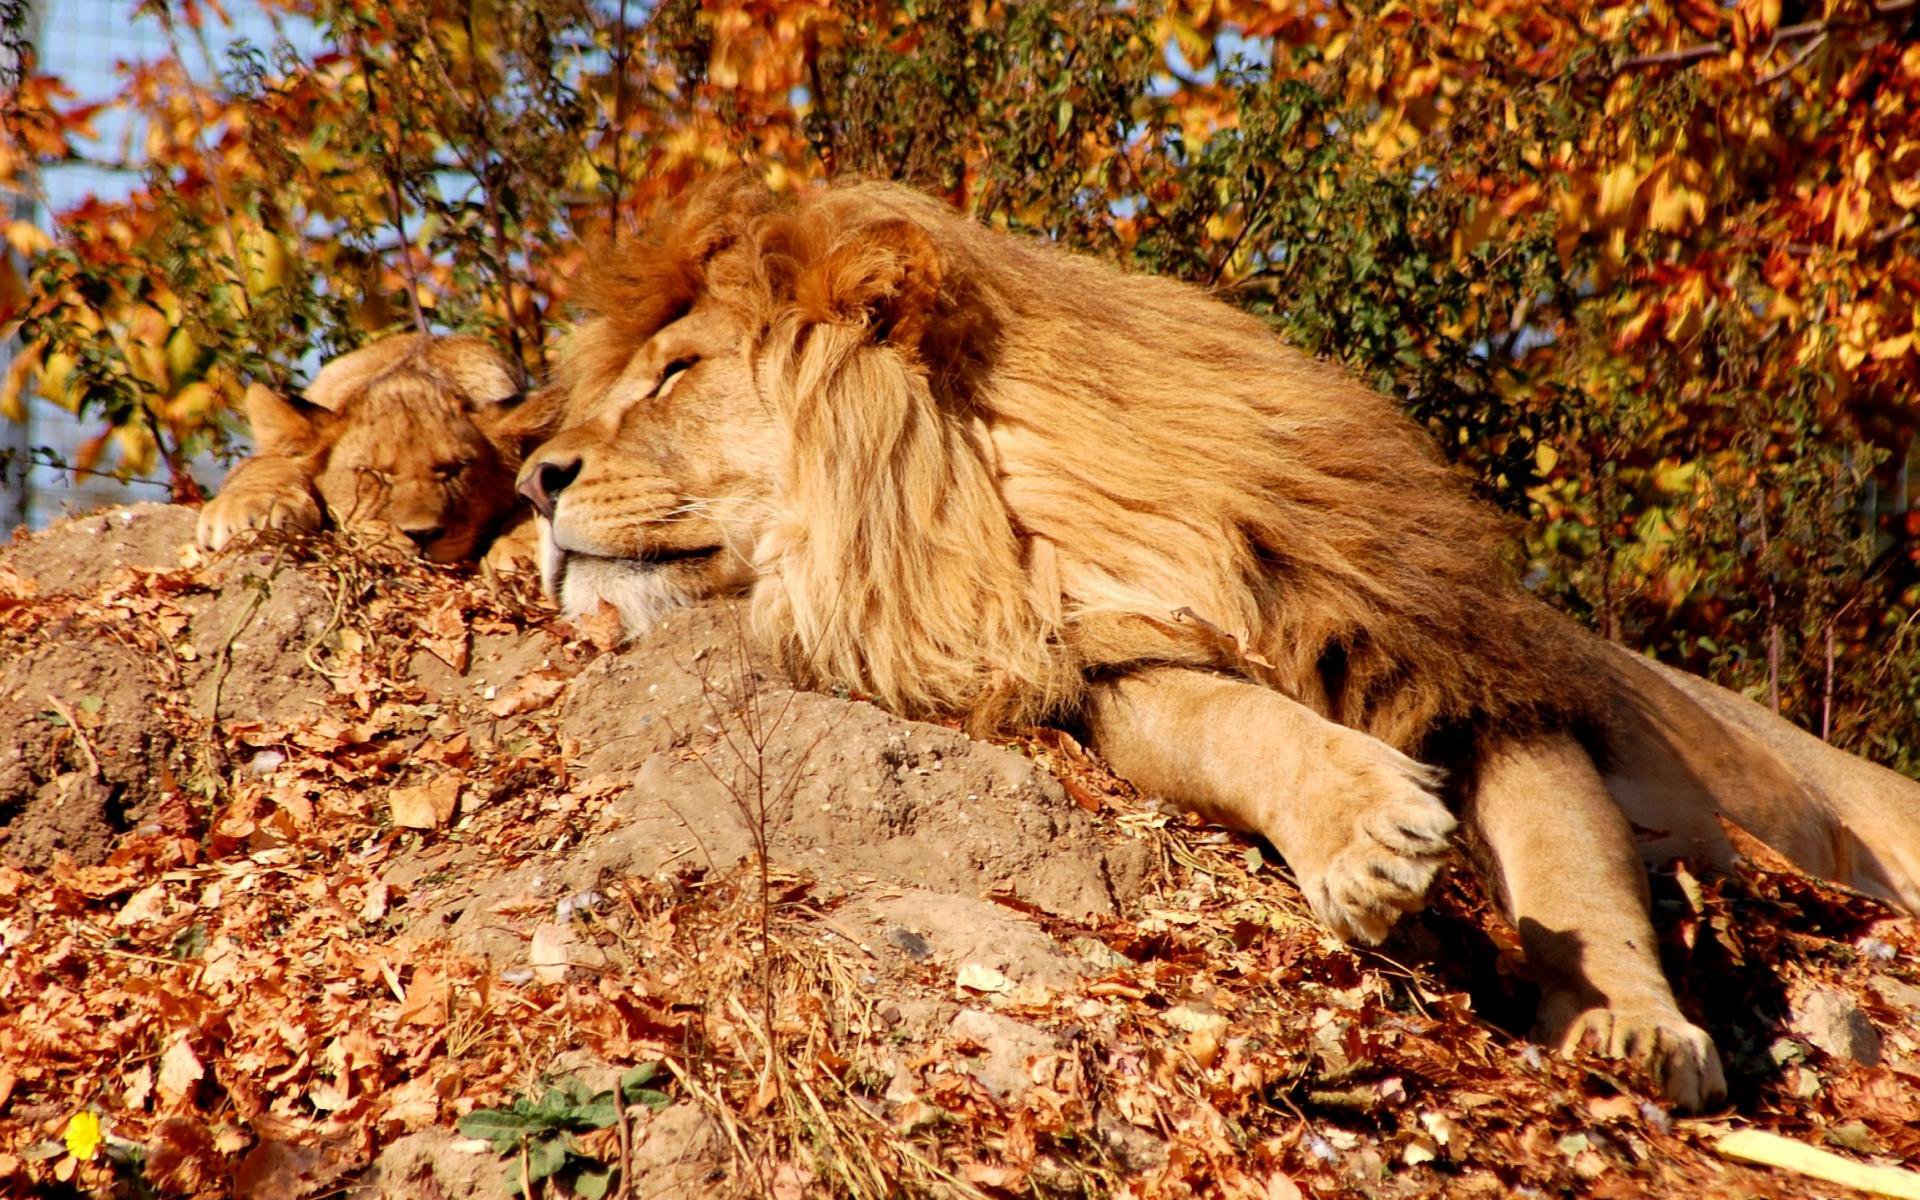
2,505,1917,1199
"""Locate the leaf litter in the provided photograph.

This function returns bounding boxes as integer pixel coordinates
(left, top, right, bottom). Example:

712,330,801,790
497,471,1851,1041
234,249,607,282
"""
0,503,1916,1198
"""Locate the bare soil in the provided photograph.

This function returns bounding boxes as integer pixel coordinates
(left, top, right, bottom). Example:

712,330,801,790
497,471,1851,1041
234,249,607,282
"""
2,504,1918,1200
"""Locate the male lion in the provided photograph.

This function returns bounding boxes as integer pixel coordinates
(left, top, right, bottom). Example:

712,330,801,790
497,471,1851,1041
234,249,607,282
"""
196,334,552,568
517,175,1920,1110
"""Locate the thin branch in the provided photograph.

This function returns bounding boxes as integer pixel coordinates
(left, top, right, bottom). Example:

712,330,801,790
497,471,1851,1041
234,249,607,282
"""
1757,29,1829,86
1610,0,1914,77
607,0,630,232
1205,172,1275,289
348,28,430,334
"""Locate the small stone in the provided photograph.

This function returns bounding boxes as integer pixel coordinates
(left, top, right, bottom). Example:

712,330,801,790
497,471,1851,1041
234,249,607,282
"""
1869,974,1920,1015
885,928,933,960
1790,986,1882,1066
947,1008,1057,1100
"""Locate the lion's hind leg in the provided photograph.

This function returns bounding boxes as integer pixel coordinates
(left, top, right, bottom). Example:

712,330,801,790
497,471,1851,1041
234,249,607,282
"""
1084,667,1456,945
1600,644,1920,914
1465,730,1727,1111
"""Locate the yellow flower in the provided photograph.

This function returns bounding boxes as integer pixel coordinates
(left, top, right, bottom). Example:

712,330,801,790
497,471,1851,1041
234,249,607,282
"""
63,1111,103,1162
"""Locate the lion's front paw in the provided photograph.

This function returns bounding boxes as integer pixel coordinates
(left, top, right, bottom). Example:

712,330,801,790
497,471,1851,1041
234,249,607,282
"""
1541,996,1727,1112
480,521,538,576
1286,737,1456,945
197,489,322,551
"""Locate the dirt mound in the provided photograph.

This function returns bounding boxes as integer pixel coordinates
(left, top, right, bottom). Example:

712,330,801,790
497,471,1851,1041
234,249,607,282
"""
2,504,1918,1200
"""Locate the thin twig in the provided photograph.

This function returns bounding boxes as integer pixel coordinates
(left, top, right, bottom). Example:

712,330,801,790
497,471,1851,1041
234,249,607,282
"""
1611,1,1914,76
1205,173,1274,289
611,1085,632,1200
1757,29,1829,86
46,694,102,780
348,27,430,334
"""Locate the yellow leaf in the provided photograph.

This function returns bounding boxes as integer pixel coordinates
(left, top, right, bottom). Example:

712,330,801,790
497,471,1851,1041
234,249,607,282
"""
1890,141,1920,209
112,423,156,476
165,381,217,426
1871,333,1914,361
1715,1129,1920,1200
1834,184,1873,243
1647,165,1708,232
37,351,77,411
1597,162,1640,221
63,1111,103,1162
3,219,51,256
1,341,40,422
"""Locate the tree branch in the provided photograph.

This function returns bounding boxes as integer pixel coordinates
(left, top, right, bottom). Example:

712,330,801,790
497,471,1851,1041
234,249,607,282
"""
1609,0,1914,78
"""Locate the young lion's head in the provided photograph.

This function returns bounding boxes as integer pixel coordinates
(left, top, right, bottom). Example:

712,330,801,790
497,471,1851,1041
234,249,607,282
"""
251,334,551,563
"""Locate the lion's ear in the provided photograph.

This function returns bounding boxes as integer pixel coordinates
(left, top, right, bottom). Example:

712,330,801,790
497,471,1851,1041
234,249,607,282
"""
426,335,526,409
304,335,421,412
475,384,566,457
244,383,329,456
795,218,943,355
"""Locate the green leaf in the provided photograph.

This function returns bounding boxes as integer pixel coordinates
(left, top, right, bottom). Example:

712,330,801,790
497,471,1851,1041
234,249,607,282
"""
456,1106,548,1152
573,1164,616,1199
569,1091,620,1130
525,1137,568,1183
620,1063,659,1092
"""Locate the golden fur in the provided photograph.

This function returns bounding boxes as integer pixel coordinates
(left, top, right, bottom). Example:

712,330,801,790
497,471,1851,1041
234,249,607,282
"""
523,175,1920,1110
547,176,1591,748
196,334,554,566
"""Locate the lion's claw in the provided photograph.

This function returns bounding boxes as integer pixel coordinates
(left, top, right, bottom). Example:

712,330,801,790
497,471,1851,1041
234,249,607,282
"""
1283,738,1456,945
1542,997,1727,1112
197,490,321,551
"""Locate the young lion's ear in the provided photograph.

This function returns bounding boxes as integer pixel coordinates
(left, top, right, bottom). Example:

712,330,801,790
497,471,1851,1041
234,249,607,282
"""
426,335,526,409
795,218,943,355
303,335,421,412
244,383,328,456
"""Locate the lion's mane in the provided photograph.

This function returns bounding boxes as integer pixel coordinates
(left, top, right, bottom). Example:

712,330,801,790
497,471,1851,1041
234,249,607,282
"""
568,176,1592,751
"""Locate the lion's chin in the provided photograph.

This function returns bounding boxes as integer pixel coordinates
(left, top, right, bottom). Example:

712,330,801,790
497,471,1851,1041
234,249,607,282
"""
536,517,708,636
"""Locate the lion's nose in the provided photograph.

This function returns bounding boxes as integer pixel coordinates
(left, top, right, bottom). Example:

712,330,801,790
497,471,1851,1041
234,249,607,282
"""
402,525,444,551
517,456,582,520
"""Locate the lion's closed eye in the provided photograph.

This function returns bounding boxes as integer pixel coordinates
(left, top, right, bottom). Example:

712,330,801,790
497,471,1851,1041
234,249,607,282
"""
655,357,699,398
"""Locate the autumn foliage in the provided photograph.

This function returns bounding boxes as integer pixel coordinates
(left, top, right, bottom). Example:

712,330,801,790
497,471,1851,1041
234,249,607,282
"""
4,0,1920,757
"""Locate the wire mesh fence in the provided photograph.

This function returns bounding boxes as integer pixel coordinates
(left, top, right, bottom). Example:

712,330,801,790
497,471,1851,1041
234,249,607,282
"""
4,0,301,531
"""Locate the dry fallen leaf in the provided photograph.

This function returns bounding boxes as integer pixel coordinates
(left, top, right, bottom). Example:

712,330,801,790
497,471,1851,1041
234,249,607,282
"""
388,775,463,830
113,880,169,928
956,963,1016,995
158,1036,205,1105
421,597,470,673
530,923,579,983
487,668,569,717
570,598,627,652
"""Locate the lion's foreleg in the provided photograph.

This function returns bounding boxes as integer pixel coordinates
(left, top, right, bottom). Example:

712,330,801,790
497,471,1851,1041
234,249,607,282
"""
1084,667,1456,944
195,455,325,551
1464,730,1727,1111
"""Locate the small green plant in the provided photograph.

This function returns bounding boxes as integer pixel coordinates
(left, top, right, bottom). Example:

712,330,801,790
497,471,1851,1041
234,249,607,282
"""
457,1064,671,1198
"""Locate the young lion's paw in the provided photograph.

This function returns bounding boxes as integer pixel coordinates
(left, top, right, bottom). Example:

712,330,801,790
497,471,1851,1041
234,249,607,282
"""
1297,738,1456,945
197,489,322,551
1542,997,1728,1112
